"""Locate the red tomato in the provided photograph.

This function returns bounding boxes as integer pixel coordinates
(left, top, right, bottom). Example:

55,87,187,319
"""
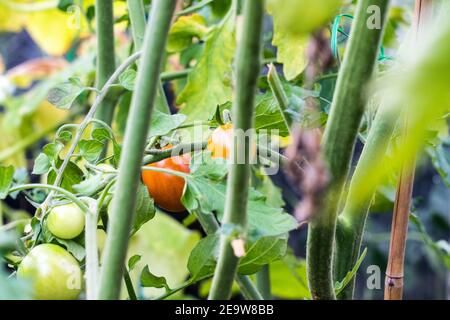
142,147,190,212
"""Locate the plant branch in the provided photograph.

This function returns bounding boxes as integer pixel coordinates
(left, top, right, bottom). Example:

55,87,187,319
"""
40,51,142,213
97,0,176,299
267,63,291,135
208,0,265,300
306,0,390,300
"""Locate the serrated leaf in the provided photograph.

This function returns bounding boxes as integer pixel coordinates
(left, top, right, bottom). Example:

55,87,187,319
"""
43,142,64,160
92,127,112,143
271,31,307,81
177,8,235,121
238,236,288,275
47,81,86,109
187,234,220,281
131,183,156,235
270,250,310,299
334,248,367,296
0,165,14,199
79,139,104,163
168,13,208,53
118,69,136,91
32,153,51,175
128,255,142,271
57,130,72,142
47,160,83,193
140,265,170,290
149,111,187,138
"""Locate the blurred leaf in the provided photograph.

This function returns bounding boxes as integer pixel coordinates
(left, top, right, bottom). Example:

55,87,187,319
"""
128,255,142,271
187,234,219,281
0,269,32,300
47,160,83,193
131,183,156,235
127,212,200,298
118,69,136,91
168,13,208,53
47,80,86,109
410,213,450,270
32,153,51,175
238,236,288,275
178,8,235,121
149,111,187,138
269,251,310,299
0,165,14,199
141,265,170,290
78,139,104,163
427,137,450,187
334,248,367,296
55,238,86,261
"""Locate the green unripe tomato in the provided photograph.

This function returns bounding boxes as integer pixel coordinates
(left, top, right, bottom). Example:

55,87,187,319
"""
47,203,85,240
17,244,82,300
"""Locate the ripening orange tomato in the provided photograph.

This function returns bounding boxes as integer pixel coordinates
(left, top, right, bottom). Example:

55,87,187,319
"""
142,148,190,213
207,123,233,159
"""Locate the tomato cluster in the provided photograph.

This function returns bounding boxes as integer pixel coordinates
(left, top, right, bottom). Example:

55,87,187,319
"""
142,124,233,212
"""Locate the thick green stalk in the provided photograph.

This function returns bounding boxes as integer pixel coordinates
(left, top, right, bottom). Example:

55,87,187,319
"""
334,102,399,299
94,0,117,125
97,0,176,300
127,0,170,114
208,0,265,300
306,0,390,300
256,265,272,299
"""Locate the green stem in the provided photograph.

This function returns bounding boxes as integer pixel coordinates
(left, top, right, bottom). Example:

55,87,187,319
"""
81,197,99,300
267,63,291,134
160,69,191,82
192,210,263,300
94,0,117,127
256,265,271,299
306,0,390,300
208,0,265,300
176,0,214,16
97,0,176,300
9,184,89,213
334,101,399,299
127,0,170,114
123,269,138,300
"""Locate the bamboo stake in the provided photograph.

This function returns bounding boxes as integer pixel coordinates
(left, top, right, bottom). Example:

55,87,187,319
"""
384,0,432,300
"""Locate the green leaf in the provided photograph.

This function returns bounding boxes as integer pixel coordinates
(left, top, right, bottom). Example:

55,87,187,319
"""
128,255,142,271
427,138,450,187
92,128,112,143
271,32,308,81
0,165,14,199
127,212,200,298
168,13,209,53
177,8,235,121
43,142,64,160
47,80,86,109
334,247,367,296
78,139,104,163
57,130,72,142
269,251,310,299
149,111,187,138
47,160,83,193
187,234,220,281
140,265,171,291
32,153,51,175
182,158,298,240
0,269,33,300
55,238,86,261
131,183,156,235
238,236,288,275
410,213,450,270
119,69,136,91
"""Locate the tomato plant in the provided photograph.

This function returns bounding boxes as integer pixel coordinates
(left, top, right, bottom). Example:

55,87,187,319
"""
0,0,449,304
